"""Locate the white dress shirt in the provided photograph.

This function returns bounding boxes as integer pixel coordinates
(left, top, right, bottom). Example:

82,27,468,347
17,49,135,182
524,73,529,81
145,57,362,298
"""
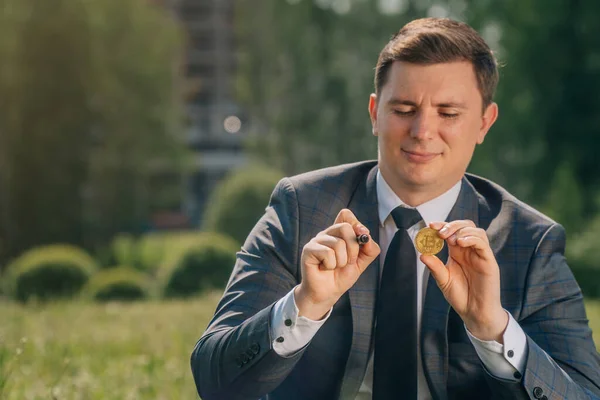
269,172,527,399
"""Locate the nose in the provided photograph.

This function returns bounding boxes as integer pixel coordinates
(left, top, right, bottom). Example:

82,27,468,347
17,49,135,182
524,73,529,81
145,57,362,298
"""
409,110,435,140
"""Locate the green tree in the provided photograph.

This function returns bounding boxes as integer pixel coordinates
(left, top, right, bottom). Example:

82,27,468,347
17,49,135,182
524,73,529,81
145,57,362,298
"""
0,0,187,265
235,0,423,175
468,0,600,227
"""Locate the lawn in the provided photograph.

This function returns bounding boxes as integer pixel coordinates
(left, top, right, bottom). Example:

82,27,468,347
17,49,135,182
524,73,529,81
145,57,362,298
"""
0,292,223,400
0,296,599,399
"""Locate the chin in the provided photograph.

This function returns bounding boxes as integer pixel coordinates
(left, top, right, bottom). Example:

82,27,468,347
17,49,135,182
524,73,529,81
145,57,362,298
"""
397,165,438,186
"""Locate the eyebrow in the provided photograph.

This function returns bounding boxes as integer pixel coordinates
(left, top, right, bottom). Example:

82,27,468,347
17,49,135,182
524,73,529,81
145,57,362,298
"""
386,97,467,109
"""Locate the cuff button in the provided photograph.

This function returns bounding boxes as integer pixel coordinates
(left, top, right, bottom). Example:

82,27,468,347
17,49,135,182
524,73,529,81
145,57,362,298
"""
507,350,514,358
284,319,292,326
276,336,285,343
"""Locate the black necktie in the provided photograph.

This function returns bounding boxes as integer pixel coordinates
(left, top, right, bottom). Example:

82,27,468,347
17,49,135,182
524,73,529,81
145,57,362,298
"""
373,206,422,400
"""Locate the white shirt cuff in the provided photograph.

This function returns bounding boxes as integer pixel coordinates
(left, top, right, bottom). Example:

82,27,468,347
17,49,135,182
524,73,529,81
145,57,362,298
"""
465,310,527,381
269,286,332,357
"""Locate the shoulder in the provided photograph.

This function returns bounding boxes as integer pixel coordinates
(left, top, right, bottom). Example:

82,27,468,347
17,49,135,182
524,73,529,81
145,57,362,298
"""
287,160,377,188
466,173,564,248
467,173,556,225
268,161,376,226
274,160,376,199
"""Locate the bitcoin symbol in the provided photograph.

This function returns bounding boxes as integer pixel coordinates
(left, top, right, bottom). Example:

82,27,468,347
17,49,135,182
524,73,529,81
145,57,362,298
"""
415,227,444,255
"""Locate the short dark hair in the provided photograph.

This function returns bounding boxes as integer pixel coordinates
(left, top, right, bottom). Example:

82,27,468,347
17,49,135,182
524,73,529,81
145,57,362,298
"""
375,18,499,109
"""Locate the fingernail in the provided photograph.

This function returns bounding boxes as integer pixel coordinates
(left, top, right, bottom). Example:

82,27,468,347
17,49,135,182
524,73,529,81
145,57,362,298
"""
356,224,369,234
439,226,449,234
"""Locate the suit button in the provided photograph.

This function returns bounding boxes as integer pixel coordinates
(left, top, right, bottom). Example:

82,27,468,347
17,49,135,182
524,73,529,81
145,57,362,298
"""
250,343,260,354
276,336,285,343
235,357,243,368
533,387,544,399
241,353,249,364
285,319,292,326
507,350,514,358
541,396,548,400
246,349,255,358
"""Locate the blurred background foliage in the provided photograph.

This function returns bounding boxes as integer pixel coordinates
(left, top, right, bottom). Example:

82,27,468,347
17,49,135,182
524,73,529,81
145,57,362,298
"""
0,0,599,301
0,0,188,266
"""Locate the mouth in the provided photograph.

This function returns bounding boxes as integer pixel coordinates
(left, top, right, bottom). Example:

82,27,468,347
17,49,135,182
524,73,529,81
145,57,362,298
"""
401,149,440,163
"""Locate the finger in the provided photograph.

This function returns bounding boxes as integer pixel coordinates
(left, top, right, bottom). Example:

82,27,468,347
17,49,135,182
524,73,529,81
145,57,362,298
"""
334,208,360,226
356,238,380,273
305,242,338,270
437,220,477,240
326,222,363,265
327,222,359,241
334,209,370,240
420,254,450,291
316,234,349,267
447,227,489,246
339,222,379,273
429,221,446,231
454,235,492,258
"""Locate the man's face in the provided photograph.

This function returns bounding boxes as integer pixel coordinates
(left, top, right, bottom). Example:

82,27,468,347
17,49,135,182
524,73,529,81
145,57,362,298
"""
368,61,498,202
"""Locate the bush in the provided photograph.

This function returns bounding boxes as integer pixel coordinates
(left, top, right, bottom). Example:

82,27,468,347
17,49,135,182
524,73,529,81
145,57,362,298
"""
571,268,600,299
202,165,283,245
567,216,600,299
85,267,150,302
161,233,238,298
110,234,139,268
107,231,211,275
137,231,208,274
5,245,98,302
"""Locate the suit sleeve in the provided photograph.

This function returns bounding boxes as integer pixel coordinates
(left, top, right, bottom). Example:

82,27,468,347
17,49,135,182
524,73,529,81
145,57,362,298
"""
484,223,600,400
190,177,308,400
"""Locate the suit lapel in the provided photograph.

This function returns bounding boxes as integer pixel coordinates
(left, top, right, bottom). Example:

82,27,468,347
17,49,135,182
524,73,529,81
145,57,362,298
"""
339,165,381,399
420,177,480,400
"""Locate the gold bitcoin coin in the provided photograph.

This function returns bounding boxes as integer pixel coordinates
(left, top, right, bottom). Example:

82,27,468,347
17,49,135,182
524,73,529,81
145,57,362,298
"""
415,227,444,255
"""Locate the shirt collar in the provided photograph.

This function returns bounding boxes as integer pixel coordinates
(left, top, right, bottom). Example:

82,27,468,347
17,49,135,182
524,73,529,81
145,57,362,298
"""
376,169,462,227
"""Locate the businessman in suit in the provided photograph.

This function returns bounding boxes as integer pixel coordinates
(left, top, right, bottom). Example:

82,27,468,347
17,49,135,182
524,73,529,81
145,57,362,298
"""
191,18,600,400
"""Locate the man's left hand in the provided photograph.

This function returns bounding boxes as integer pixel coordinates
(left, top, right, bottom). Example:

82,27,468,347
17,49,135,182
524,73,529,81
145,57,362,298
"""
421,220,508,343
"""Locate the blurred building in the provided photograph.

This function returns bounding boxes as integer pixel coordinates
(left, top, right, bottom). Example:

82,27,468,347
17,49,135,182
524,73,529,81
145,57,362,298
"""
154,0,248,228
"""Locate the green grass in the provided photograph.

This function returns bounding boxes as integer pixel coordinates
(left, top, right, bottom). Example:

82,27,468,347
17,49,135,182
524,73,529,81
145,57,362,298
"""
0,296,598,399
0,292,223,400
589,300,600,349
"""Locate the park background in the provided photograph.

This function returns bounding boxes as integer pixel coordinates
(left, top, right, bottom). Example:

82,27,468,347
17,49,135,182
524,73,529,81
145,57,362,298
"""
1,0,600,398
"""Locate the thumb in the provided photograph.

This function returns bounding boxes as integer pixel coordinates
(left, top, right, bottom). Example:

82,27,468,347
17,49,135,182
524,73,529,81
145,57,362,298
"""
355,224,380,273
334,209,380,272
357,239,380,273
420,254,449,289
334,208,360,225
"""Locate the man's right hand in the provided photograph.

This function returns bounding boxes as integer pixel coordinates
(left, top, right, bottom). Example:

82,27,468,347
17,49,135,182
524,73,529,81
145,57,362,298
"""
294,208,380,320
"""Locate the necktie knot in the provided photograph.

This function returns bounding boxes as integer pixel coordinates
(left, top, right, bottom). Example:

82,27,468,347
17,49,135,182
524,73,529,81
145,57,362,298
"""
390,206,422,230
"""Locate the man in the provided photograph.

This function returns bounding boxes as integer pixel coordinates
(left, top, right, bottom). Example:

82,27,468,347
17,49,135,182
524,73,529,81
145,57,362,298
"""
191,18,600,400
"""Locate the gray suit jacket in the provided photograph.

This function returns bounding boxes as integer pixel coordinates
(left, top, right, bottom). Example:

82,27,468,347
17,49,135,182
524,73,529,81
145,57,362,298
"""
191,161,600,400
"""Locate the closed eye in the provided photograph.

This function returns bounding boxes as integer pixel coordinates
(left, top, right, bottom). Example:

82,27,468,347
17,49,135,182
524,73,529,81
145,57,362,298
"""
392,109,415,116
440,112,459,119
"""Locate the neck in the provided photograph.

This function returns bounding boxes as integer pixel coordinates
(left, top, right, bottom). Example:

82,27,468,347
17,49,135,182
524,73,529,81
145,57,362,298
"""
380,169,463,207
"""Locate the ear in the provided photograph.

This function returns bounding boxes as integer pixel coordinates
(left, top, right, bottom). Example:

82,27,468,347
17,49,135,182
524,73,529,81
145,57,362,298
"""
477,102,498,144
369,93,378,136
